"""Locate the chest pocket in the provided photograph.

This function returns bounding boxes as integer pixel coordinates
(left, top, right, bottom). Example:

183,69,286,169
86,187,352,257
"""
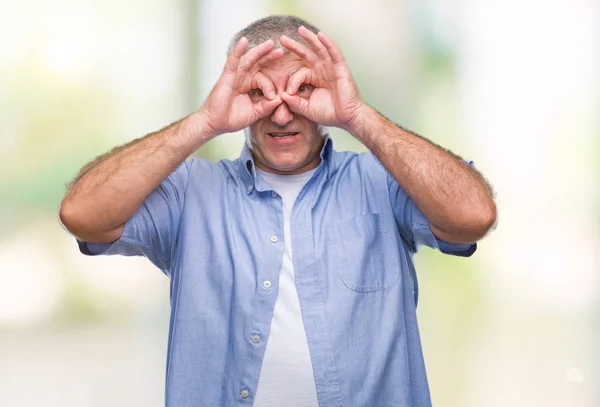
331,213,401,292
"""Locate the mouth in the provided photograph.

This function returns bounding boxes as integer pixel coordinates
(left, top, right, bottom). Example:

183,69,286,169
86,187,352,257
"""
268,132,300,139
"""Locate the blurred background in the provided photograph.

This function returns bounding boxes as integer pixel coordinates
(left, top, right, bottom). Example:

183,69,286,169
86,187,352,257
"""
0,0,598,405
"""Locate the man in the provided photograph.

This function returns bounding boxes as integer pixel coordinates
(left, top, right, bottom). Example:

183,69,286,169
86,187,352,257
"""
59,15,496,407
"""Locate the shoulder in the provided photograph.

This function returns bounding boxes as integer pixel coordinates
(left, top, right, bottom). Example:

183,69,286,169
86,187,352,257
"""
186,157,234,179
328,149,386,180
184,156,246,192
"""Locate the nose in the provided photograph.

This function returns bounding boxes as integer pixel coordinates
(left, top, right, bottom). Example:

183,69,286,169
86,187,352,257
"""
270,102,294,127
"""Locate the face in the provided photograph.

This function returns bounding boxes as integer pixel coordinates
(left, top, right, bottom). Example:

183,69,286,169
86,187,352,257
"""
247,52,325,175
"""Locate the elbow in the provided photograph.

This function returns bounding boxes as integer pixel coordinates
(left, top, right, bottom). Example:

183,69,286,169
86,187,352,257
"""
59,198,83,236
470,199,497,240
58,198,122,244
431,199,497,244
59,198,97,241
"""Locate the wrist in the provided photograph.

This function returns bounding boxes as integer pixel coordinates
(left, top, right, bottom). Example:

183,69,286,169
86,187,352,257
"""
345,104,379,143
188,111,219,142
163,112,216,156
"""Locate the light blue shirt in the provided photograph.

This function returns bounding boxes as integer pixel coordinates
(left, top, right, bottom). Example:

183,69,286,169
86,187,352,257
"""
79,135,476,407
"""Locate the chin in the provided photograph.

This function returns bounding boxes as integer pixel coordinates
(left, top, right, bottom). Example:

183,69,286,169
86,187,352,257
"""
261,155,310,172
269,161,303,172
266,153,303,168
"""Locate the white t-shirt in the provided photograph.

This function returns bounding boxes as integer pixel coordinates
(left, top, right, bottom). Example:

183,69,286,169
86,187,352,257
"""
253,168,319,407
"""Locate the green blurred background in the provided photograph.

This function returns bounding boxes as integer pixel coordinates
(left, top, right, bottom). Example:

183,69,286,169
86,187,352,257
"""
0,0,598,405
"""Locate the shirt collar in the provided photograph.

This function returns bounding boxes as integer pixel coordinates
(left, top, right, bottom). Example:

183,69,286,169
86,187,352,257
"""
238,134,333,195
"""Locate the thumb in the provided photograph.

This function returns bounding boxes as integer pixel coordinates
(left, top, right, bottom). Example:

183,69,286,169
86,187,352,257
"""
253,95,282,119
281,92,310,117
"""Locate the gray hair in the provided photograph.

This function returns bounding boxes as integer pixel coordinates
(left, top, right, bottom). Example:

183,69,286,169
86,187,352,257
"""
227,15,321,55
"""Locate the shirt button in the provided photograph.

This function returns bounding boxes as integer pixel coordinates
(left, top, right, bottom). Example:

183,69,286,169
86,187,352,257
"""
247,185,252,191
240,389,249,399
271,191,277,197
263,280,272,289
270,236,278,243
251,335,260,343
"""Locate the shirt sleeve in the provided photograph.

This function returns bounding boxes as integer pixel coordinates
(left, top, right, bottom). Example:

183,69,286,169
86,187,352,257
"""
76,160,191,273
384,156,477,257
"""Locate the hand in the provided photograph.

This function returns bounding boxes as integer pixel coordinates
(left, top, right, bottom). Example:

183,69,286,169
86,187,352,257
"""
279,26,367,132
199,38,284,138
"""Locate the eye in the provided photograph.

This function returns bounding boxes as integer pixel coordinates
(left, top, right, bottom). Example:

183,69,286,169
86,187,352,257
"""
296,84,314,96
248,88,265,102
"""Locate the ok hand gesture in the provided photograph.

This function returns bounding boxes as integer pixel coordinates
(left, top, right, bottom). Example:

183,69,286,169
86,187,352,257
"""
200,38,284,138
279,27,367,132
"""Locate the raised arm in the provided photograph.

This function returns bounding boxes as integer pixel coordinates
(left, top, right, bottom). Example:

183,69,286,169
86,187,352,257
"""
346,108,496,244
59,115,207,244
279,27,496,244
59,38,284,244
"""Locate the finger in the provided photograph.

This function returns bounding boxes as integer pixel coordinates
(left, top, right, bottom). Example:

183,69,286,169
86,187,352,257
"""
280,35,319,66
251,72,276,99
286,67,312,95
297,25,329,61
238,39,275,72
248,47,285,75
280,92,310,117
253,95,283,119
223,37,249,78
317,32,346,65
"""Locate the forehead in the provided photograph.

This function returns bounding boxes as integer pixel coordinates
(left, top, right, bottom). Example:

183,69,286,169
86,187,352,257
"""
258,52,307,80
